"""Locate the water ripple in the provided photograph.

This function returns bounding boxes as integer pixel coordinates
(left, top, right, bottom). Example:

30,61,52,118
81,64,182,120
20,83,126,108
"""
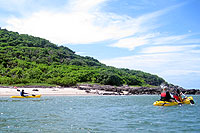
0,95,199,132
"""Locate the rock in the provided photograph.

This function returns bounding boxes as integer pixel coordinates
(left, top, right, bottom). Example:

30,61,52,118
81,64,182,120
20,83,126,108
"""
85,90,91,93
195,90,200,95
185,89,197,95
76,84,199,95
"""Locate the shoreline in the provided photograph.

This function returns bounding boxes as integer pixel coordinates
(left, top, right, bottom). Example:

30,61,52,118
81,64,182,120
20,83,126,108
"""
0,87,117,97
1,84,200,97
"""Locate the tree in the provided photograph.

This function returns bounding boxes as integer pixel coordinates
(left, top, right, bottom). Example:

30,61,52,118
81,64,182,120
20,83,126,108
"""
94,71,123,86
0,28,166,87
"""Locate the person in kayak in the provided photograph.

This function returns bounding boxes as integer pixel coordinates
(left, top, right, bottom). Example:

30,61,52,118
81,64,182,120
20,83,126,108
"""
20,89,28,96
160,88,174,102
173,89,186,102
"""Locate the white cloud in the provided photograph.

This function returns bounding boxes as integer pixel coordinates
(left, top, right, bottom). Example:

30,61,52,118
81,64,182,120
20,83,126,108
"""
100,51,200,79
152,34,190,45
110,33,158,50
4,0,175,45
6,11,105,44
110,32,200,51
160,70,200,76
140,45,198,53
101,53,174,72
190,49,200,53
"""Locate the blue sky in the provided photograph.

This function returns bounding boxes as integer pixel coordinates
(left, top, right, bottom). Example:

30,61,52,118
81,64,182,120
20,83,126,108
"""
0,0,200,89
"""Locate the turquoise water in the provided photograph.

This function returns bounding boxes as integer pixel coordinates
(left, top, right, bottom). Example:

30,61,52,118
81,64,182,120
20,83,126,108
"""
0,95,200,133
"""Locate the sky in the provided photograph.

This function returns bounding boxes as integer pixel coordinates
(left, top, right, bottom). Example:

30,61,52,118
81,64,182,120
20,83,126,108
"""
0,0,200,89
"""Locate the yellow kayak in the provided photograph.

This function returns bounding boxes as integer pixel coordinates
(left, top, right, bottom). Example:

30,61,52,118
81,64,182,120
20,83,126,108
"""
10,95,41,98
153,96,194,106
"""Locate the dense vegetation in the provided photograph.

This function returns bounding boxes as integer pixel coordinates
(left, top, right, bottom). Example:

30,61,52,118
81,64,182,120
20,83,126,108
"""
0,28,166,87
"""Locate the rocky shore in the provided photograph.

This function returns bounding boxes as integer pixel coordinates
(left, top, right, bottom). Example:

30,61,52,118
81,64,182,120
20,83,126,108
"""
0,84,199,96
77,84,200,95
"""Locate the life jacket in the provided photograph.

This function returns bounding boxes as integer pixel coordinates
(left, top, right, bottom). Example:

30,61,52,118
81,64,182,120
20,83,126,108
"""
173,95,179,100
160,92,167,101
161,92,166,97
173,95,182,102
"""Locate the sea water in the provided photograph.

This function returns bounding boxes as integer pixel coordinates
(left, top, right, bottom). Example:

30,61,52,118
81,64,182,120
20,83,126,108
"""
0,95,200,133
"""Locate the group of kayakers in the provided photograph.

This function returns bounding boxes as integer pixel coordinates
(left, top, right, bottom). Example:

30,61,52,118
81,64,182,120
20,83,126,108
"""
160,87,186,103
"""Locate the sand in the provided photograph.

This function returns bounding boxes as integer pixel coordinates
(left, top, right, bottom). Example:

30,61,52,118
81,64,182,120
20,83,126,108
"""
0,87,101,97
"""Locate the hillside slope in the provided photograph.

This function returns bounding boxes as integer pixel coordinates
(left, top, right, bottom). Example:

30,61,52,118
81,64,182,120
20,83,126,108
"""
0,28,166,87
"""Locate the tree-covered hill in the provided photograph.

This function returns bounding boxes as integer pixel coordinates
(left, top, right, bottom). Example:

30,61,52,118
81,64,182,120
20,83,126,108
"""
0,28,166,87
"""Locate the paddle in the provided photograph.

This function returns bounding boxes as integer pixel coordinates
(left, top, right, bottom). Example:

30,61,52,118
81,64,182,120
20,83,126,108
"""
22,93,36,97
178,102,182,106
181,92,195,105
24,92,36,96
14,86,20,92
190,100,195,104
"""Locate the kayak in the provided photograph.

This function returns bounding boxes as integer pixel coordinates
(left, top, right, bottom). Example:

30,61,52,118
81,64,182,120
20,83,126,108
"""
153,96,194,106
10,95,41,98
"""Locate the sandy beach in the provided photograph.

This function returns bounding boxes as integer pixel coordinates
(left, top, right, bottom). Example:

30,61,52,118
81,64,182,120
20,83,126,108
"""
0,87,101,97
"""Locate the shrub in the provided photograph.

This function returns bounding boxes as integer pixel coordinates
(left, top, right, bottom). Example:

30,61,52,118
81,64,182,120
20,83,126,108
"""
47,76,77,87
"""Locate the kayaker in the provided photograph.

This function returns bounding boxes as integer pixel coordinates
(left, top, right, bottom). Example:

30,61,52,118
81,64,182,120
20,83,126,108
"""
160,88,174,102
20,89,28,96
173,89,185,102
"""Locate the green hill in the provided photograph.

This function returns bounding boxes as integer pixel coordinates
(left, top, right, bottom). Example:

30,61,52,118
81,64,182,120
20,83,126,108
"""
0,28,166,87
